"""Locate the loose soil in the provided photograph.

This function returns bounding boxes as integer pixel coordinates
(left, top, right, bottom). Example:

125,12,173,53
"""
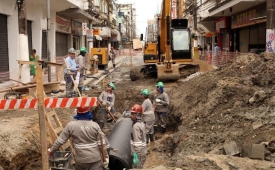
2,53,275,169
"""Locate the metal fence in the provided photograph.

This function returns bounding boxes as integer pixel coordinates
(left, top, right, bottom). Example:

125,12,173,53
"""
198,51,245,67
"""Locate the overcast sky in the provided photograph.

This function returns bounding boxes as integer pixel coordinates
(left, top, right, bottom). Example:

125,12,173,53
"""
116,0,162,38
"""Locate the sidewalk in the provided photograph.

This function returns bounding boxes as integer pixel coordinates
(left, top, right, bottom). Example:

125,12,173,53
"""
0,50,139,99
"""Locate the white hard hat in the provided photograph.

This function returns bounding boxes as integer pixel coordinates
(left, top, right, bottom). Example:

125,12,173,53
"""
68,48,76,54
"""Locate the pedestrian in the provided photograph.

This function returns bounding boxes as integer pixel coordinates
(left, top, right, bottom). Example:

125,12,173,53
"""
153,82,169,133
29,49,40,83
110,47,116,68
141,89,155,144
198,45,203,60
64,48,79,97
213,43,221,65
98,82,116,129
130,104,147,169
48,106,109,170
75,46,87,96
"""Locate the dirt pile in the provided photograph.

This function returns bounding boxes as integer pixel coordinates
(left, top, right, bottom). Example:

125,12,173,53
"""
162,52,275,169
2,52,275,169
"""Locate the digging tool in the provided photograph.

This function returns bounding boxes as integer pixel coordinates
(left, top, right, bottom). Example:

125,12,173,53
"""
99,132,109,170
97,100,117,122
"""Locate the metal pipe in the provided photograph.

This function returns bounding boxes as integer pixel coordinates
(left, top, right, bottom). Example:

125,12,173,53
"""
108,118,133,170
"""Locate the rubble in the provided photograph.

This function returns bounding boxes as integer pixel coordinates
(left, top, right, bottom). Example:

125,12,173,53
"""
2,52,275,169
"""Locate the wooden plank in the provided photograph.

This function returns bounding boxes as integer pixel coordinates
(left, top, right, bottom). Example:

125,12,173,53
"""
46,110,56,118
0,82,60,93
54,126,63,134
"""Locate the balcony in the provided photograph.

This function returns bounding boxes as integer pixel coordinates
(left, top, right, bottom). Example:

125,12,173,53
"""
99,12,108,20
208,0,265,17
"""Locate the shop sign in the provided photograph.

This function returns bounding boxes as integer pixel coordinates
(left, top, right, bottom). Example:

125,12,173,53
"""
266,29,275,52
72,20,83,36
216,20,225,32
220,28,230,34
171,0,177,19
56,16,71,34
205,32,215,37
231,3,266,29
93,29,100,35
82,23,87,36
87,28,93,42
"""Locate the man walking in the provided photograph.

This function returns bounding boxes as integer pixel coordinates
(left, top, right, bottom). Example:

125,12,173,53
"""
110,47,116,68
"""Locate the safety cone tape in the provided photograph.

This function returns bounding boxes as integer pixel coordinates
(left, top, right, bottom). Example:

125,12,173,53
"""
0,97,97,110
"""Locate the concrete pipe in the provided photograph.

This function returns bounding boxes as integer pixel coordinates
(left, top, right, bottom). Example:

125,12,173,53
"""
107,117,133,170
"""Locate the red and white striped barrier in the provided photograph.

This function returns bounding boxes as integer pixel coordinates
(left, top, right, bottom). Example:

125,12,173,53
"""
0,97,97,110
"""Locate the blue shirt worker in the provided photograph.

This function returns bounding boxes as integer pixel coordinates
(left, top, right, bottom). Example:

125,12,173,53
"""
64,48,79,97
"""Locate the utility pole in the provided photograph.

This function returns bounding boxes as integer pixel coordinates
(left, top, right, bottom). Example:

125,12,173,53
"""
47,0,51,82
266,0,275,52
193,0,198,47
36,64,49,170
18,0,31,83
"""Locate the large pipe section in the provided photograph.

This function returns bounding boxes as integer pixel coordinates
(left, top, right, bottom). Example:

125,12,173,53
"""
107,118,133,170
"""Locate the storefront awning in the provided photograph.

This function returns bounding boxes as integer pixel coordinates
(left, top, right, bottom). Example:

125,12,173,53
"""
57,8,93,20
95,35,102,41
111,29,120,35
111,29,121,42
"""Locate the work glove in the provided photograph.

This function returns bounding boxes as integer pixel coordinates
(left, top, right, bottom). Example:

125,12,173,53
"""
133,152,139,166
155,99,161,103
48,148,53,157
102,101,107,106
103,157,109,169
107,106,111,111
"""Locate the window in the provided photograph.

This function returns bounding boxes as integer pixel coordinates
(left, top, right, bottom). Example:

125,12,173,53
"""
172,30,189,50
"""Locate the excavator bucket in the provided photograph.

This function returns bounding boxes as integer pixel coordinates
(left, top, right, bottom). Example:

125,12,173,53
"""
157,64,180,81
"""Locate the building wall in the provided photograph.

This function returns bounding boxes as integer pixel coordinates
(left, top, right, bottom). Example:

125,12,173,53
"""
0,0,20,80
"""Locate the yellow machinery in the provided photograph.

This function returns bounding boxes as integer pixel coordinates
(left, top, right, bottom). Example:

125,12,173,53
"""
130,0,199,81
90,48,108,70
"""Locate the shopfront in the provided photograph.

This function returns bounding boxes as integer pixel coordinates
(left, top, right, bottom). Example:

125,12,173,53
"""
215,17,231,52
231,2,266,53
0,14,9,81
55,15,71,63
72,20,83,50
111,29,121,49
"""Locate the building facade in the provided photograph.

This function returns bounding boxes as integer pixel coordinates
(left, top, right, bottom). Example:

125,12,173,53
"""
0,0,128,84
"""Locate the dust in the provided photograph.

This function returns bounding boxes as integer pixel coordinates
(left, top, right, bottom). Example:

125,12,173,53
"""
2,52,275,169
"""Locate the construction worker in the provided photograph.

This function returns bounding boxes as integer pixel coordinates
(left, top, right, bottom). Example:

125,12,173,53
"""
141,89,155,144
48,106,109,170
75,46,87,96
154,82,169,133
130,104,147,169
64,47,79,97
98,82,116,128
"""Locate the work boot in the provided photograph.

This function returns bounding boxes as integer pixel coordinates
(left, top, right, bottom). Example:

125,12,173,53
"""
113,64,116,68
146,134,150,144
149,134,154,142
161,125,166,133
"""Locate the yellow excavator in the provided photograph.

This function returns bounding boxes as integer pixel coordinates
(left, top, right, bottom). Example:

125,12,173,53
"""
130,0,200,81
